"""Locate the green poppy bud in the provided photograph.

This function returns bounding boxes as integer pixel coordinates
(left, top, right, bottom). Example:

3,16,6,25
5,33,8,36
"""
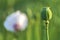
41,7,52,20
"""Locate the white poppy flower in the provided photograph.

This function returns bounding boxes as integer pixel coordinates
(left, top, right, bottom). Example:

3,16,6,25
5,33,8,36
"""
4,10,28,32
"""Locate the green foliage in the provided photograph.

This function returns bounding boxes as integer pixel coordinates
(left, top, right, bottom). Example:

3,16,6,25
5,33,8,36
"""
0,0,60,40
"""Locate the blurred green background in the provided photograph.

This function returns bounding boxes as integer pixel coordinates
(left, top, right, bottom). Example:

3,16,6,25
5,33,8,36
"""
0,0,60,40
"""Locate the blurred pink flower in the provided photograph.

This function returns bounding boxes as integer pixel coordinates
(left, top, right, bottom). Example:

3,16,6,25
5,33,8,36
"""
4,10,28,32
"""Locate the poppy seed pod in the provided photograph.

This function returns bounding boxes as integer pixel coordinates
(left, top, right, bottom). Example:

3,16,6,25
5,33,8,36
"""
41,7,52,20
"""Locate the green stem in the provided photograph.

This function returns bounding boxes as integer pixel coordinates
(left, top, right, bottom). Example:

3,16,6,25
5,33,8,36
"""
13,32,18,40
45,20,49,40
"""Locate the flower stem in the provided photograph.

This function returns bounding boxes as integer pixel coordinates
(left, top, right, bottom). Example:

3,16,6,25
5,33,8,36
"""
45,20,49,40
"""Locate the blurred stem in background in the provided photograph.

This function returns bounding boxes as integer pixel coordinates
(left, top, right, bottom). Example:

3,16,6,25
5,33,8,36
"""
26,8,32,40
